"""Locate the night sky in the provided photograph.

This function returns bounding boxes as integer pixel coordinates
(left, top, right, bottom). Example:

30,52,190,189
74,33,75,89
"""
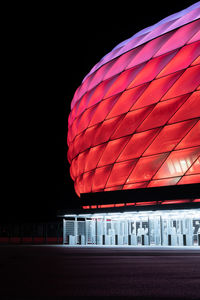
3,0,197,223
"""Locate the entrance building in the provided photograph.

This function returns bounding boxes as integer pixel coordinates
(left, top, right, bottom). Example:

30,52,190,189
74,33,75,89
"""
61,208,200,247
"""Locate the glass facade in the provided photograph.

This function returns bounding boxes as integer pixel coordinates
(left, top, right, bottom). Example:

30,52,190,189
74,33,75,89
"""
63,209,200,247
67,3,200,198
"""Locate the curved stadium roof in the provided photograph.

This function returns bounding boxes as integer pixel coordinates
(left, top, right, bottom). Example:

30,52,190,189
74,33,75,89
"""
67,2,200,196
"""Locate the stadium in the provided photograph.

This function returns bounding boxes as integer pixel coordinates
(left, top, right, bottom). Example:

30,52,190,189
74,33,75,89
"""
60,2,200,246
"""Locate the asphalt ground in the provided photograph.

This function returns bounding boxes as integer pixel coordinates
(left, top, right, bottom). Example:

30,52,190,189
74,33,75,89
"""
0,245,200,299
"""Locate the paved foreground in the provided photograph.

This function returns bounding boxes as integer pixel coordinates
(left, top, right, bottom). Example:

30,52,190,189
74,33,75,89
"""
0,245,200,298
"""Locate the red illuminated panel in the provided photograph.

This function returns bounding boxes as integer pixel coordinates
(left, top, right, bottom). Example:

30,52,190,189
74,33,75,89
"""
123,182,149,189
76,106,96,135
76,175,84,195
75,151,88,177
154,147,200,179
115,203,125,207
191,55,200,66
155,19,200,57
117,128,160,161
105,67,145,98
92,116,123,146
106,83,148,119
136,94,189,132
81,170,95,193
104,186,123,192
168,91,200,123
127,152,169,183
131,71,183,110
162,65,200,100
83,206,90,209
157,41,200,78
148,177,181,187
161,199,191,205
128,51,177,88
84,144,107,172
88,77,117,107
89,95,120,126
186,157,200,175
98,136,130,167
178,174,200,184
176,120,200,150
78,125,99,153
92,166,113,191
136,201,157,206
193,199,200,203
111,105,154,139
106,160,138,187
144,119,197,156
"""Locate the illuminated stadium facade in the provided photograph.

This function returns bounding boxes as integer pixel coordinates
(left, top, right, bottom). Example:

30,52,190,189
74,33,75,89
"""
61,3,200,246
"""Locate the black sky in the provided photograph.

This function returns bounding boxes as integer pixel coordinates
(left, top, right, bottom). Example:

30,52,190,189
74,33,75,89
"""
3,0,197,223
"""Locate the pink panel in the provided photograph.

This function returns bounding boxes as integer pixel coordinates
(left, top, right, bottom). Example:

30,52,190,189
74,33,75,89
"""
162,65,200,100
106,83,148,119
128,50,177,88
166,7,200,32
88,77,117,107
125,32,172,68
187,28,200,44
155,19,200,57
87,61,115,91
176,120,200,149
186,157,200,175
92,166,113,191
98,136,130,167
77,74,93,101
154,147,200,179
103,50,137,80
137,94,189,132
178,174,200,184
84,144,107,172
117,128,160,161
106,160,138,187
131,71,183,110
111,105,154,139
89,94,120,126
168,91,200,123
127,153,169,183
122,38,145,58
148,177,181,187
92,115,123,146
144,119,197,156
76,88,94,117
138,19,176,44
104,67,144,99
123,182,148,190
158,41,200,78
